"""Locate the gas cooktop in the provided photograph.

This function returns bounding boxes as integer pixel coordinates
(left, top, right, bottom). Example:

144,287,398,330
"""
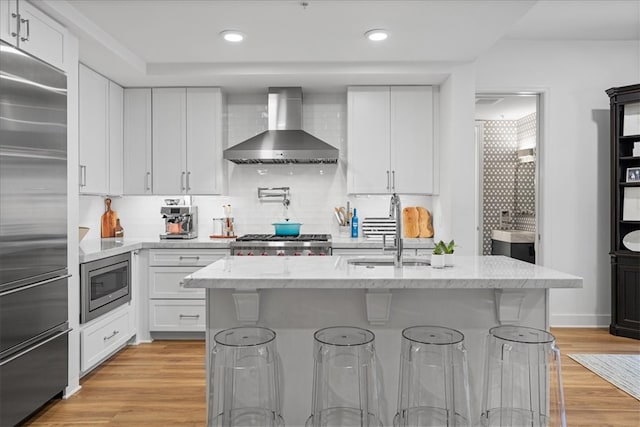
236,234,331,242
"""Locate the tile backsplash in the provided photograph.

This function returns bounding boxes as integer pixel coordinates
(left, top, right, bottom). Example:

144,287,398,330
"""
80,92,433,239
481,113,536,255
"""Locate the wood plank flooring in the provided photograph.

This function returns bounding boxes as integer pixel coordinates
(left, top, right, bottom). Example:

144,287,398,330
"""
23,328,640,426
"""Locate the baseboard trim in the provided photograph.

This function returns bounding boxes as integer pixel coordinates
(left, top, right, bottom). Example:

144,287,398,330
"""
550,313,610,327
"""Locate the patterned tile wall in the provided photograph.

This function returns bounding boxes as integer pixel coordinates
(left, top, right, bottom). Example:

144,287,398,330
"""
482,113,536,255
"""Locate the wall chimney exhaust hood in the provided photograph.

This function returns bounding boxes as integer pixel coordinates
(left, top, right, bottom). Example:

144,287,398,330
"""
223,87,339,164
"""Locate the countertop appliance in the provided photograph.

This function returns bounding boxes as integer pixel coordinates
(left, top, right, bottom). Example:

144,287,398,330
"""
223,87,339,164
0,41,70,426
231,234,332,256
160,204,198,239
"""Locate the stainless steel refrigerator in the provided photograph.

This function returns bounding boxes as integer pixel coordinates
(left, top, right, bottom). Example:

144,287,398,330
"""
0,40,70,426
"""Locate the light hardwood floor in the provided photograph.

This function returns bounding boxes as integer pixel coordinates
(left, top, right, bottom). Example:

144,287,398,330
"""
23,328,639,426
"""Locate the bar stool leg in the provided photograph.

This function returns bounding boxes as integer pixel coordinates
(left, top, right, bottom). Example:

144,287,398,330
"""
481,325,566,427
307,326,383,427
208,326,284,427
394,325,471,427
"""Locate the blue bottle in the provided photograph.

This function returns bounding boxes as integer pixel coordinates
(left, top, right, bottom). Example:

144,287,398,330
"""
351,208,359,238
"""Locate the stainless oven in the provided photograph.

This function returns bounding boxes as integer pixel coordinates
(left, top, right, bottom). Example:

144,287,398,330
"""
80,252,131,323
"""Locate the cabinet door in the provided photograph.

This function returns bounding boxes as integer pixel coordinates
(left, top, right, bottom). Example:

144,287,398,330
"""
79,64,109,195
15,0,64,70
152,88,187,195
108,82,123,195
186,88,221,194
390,86,434,194
0,1,18,45
123,89,153,194
347,87,391,194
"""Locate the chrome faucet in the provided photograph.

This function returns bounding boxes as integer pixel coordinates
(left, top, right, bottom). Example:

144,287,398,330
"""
383,193,403,267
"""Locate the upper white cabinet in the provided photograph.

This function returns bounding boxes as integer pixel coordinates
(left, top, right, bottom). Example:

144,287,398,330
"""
0,0,65,70
123,89,153,194
79,64,123,195
152,88,222,195
347,86,435,194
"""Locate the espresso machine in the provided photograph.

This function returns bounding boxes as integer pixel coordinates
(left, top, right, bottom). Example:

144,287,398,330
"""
160,200,198,239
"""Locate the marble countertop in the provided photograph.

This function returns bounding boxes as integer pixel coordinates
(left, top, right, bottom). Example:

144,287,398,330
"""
79,236,434,263
79,237,234,263
183,255,582,290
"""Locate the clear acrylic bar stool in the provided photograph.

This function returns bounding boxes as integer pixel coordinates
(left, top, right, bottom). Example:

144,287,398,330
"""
394,326,471,427
208,326,284,427
307,326,383,427
481,325,566,427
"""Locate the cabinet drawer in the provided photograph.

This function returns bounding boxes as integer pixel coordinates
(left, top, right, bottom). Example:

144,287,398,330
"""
149,300,206,332
81,307,131,373
148,249,226,266
149,266,205,299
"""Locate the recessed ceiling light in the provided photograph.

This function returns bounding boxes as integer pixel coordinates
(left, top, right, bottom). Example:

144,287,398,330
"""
365,29,389,41
220,30,245,43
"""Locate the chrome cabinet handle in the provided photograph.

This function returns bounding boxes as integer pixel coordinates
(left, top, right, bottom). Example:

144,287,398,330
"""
19,18,30,42
146,171,151,191
392,170,396,190
10,12,19,37
179,255,200,260
0,328,71,366
181,171,186,191
186,171,191,191
0,274,71,297
386,170,390,190
79,165,87,187
179,314,200,319
103,330,119,341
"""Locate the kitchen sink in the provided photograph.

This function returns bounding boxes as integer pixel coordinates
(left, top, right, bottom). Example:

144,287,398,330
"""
347,257,430,267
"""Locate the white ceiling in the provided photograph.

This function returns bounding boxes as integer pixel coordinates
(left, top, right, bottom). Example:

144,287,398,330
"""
40,0,640,91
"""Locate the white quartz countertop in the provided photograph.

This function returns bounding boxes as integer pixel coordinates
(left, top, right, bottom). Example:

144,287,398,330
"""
78,236,434,263
183,255,582,290
79,237,234,263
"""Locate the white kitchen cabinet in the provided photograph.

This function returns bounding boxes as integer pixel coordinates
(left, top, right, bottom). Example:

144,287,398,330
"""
123,89,153,194
347,86,434,194
78,64,123,195
109,82,123,195
152,87,223,195
148,249,226,332
0,0,65,70
79,64,108,194
80,304,133,374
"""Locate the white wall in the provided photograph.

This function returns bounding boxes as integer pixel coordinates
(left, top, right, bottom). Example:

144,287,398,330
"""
80,93,433,239
476,40,640,326
433,63,478,254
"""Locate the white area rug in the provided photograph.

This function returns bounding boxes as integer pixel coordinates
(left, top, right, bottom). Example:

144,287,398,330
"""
568,354,640,400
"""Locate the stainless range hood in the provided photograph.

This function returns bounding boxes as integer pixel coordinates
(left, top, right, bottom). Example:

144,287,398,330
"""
223,87,339,164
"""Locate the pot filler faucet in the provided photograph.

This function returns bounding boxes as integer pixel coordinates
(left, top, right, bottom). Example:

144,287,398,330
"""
383,193,403,267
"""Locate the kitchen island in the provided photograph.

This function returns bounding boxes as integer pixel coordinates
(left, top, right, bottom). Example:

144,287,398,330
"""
184,255,582,426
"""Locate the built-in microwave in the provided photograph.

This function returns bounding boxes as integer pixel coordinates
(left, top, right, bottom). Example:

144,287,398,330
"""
80,252,131,323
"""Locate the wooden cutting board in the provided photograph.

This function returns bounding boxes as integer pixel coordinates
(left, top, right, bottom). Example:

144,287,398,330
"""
101,198,118,238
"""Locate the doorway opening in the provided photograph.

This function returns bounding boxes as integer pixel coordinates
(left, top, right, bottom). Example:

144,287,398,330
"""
475,93,540,263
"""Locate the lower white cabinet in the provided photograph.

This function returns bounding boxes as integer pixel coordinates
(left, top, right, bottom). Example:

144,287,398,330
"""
80,304,132,374
149,300,206,332
148,249,226,332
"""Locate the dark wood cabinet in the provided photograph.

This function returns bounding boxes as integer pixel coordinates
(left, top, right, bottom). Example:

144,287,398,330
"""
606,84,640,340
